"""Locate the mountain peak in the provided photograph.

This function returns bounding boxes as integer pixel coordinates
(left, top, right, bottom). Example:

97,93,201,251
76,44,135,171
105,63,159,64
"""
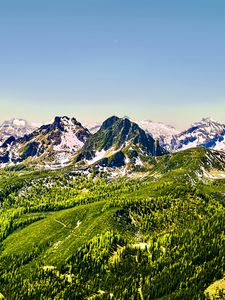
1,118,28,128
48,116,84,131
192,117,219,127
0,116,91,168
11,118,28,127
122,115,131,120
101,116,120,129
202,117,215,122
76,116,168,168
169,117,225,152
0,118,37,145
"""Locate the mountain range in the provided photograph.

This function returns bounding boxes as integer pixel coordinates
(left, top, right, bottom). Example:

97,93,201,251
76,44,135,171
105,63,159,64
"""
0,116,225,170
169,117,225,152
2,116,225,299
0,118,38,145
85,117,225,152
0,116,167,169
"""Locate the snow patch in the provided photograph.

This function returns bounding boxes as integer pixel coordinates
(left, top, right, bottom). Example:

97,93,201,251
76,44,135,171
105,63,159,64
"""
135,157,143,166
88,149,106,165
53,128,83,152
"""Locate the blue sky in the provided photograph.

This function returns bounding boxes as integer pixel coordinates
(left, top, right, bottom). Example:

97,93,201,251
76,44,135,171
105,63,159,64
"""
0,0,225,128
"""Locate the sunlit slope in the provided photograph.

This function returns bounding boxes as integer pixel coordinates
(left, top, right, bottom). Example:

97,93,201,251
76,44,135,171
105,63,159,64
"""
2,201,122,264
152,147,225,179
1,147,225,299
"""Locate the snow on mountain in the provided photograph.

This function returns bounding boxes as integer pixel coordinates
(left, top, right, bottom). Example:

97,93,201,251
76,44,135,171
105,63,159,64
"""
0,116,91,168
86,119,180,144
52,117,86,152
170,117,225,152
0,118,37,145
76,116,168,168
81,118,225,153
1,115,225,170
85,123,101,134
138,120,179,137
137,120,180,150
11,118,27,127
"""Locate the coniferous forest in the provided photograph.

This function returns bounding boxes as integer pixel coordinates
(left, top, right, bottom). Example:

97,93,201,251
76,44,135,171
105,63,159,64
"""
0,148,225,299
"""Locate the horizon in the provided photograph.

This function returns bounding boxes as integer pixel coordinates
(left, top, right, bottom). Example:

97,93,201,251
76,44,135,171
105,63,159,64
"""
1,0,225,128
0,114,224,131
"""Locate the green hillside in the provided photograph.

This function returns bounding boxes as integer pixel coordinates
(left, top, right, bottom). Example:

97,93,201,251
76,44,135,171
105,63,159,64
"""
1,148,225,299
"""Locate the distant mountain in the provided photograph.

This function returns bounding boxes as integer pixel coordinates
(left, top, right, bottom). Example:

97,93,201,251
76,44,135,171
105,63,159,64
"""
1,115,225,170
169,118,225,152
69,117,225,154
0,118,38,145
138,120,180,150
137,118,225,153
0,116,90,168
85,123,101,134
75,116,168,168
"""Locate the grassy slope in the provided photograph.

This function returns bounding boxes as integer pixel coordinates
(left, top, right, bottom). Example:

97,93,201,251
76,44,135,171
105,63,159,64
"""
2,201,122,265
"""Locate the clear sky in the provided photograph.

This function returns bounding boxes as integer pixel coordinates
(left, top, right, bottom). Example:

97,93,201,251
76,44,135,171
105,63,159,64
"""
0,0,225,129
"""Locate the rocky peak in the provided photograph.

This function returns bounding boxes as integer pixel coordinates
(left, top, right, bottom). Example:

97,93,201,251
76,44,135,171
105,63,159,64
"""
0,116,91,168
191,117,223,129
101,116,119,130
75,115,168,167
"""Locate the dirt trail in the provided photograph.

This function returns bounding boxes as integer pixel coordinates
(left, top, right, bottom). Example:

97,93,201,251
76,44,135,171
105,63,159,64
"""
54,219,67,228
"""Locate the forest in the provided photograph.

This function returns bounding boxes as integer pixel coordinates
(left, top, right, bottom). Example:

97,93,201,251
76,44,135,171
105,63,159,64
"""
1,157,225,299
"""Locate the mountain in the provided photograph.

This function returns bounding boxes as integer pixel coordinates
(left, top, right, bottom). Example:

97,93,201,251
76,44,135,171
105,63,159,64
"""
0,118,38,145
138,120,180,150
169,117,225,152
153,146,225,182
71,117,225,154
2,115,225,170
85,122,101,134
75,116,168,168
0,116,90,168
86,120,180,145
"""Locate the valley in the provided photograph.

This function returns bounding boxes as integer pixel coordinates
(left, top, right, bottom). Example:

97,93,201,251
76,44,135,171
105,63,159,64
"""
1,116,225,299
0,145,225,299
